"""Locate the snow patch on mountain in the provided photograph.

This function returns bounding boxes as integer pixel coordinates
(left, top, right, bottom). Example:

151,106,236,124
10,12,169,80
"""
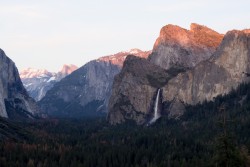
20,64,78,101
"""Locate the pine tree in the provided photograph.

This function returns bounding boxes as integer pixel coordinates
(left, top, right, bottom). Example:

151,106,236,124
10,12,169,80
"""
213,104,244,167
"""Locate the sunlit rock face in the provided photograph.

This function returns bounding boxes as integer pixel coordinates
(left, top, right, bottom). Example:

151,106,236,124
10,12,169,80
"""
108,23,223,125
107,24,250,125
163,30,250,117
0,49,40,118
148,23,223,70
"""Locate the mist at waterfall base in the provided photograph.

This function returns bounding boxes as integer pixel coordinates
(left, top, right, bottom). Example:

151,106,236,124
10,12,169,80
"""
148,89,161,125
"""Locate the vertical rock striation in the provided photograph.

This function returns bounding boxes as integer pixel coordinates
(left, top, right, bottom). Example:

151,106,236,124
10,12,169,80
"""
0,49,40,118
107,55,182,125
107,24,250,124
162,30,250,117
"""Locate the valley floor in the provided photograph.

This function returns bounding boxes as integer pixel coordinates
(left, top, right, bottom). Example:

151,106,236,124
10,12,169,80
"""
1,83,250,167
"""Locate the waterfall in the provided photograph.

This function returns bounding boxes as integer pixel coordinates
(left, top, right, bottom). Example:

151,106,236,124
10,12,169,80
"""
149,89,161,124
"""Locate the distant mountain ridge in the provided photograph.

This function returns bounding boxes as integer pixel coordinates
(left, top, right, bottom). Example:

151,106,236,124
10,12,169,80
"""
97,48,149,67
20,64,78,101
38,49,151,117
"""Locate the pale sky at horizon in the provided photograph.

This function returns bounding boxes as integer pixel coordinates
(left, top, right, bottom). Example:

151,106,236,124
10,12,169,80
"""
0,0,250,72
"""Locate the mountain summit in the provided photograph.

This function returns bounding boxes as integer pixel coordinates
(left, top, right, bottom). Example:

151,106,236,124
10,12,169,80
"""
97,49,149,67
59,64,78,76
148,23,223,70
162,29,250,117
20,65,78,101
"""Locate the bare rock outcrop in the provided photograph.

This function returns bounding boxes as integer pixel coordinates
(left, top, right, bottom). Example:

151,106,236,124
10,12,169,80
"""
107,55,184,125
148,23,223,70
0,49,40,118
107,24,250,125
163,30,250,117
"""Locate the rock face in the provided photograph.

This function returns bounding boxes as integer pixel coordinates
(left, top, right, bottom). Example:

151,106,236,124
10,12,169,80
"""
38,49,150,117
163,30,250,117
20,65,78,101
107,55,184,125
107,25,250,125
0,49,39,118
148,23,223,70
108,23,223,124
59,64,78,77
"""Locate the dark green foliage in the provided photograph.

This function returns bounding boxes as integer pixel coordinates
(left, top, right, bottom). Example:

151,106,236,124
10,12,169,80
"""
1,82,250,166
0,117,32,141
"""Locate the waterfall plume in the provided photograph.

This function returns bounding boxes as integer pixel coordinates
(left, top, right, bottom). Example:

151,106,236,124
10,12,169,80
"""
149,89,161,124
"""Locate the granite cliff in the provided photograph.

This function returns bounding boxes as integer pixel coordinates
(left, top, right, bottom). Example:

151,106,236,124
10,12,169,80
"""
39,49,150,117
148,23,223,70
108,25,250,125
163,29,250,117
0,49,40,119
107,55,184,124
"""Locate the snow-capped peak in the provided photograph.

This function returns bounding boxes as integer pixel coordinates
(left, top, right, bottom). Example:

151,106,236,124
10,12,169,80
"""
126,48,142,54
20,64,78,101
20,68,53,79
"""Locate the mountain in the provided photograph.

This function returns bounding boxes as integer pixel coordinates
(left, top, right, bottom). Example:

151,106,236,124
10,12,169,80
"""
20,64,78,101
163,29,250,117
107,25,246,125
38,49,151,117
0,49,40,119
107,55,184,124
148,23,223,70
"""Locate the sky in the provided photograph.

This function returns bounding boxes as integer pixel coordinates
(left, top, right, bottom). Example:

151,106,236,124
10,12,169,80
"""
0,0,250,72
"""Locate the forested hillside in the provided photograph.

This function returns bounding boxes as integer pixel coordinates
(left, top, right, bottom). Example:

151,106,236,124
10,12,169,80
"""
1,82,250,167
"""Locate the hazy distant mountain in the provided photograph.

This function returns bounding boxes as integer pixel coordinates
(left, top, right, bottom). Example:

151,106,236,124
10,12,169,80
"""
0,48,40,119
39,49,151,117
20,64,78,101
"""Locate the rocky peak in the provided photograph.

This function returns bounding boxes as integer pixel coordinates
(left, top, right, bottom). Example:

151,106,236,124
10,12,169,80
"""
190,23,224,48
149,23,223,70
126,48,143,54
153,24,189,47
190,23,218,34
60,64,78,76
20,68,53,79
21,64,78,101
107,26,250,125
213,30,250,79
161,29,250,117
97,49,151,67
243,29,250,34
